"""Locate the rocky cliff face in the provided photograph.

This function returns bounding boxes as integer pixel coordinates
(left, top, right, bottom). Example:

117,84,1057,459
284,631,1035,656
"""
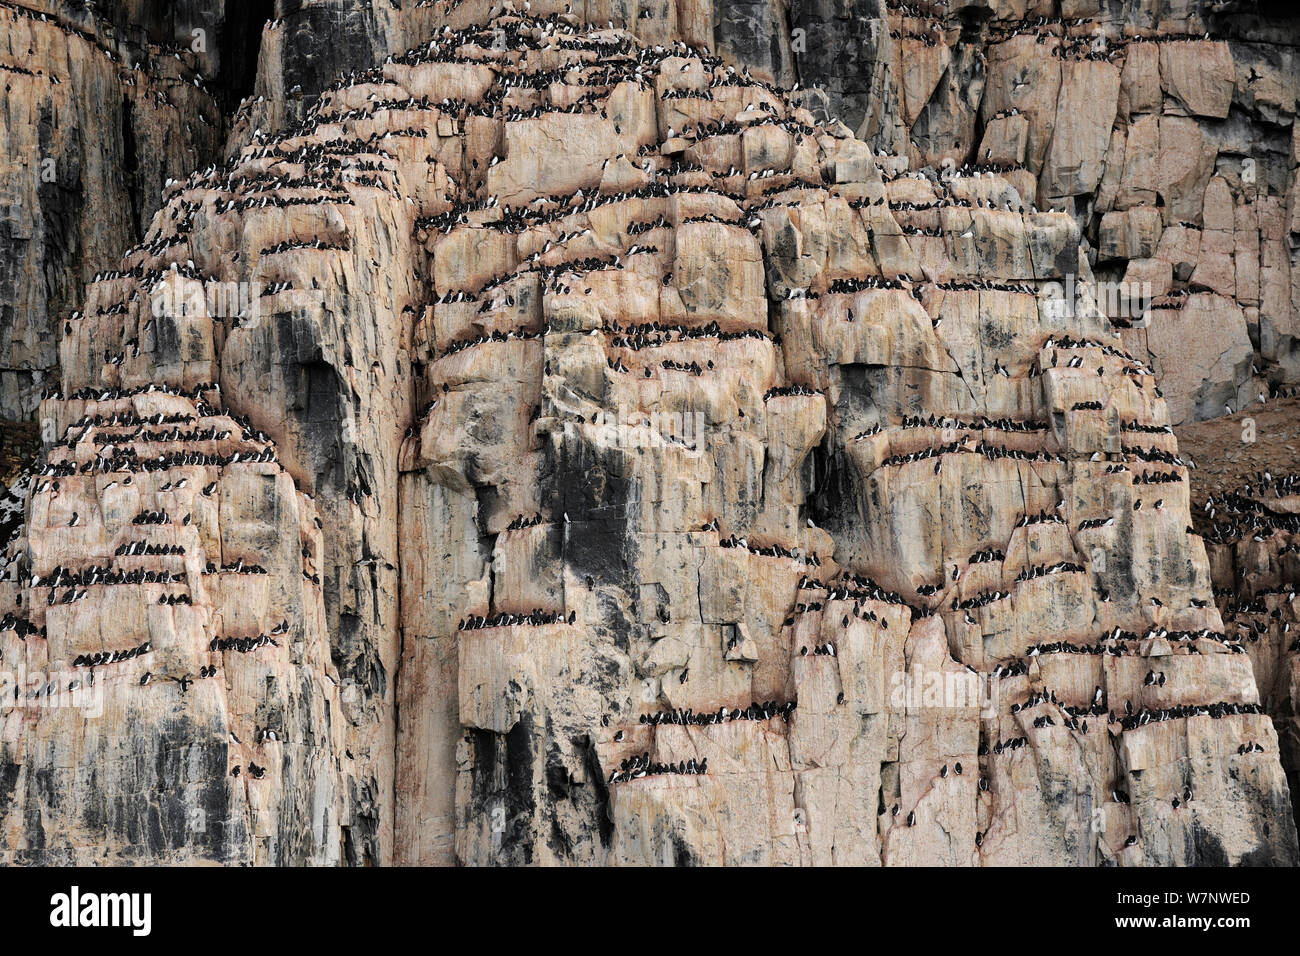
0,0,1298,866
0,1,247,419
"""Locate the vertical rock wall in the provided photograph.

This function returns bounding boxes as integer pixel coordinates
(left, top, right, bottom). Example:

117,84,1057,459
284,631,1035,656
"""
0,2,231,419
0,0,1297,865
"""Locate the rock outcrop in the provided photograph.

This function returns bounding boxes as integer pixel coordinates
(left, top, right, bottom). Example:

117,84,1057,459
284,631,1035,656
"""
0,2,250,418
1190,452,1300,843
0,0,1298,866
5,1,1299,426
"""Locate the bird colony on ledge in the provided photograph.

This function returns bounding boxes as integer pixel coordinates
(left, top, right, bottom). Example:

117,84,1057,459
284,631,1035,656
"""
0,0,1297,867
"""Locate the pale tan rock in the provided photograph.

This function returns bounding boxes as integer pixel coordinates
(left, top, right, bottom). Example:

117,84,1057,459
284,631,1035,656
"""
1159,40,1235,119
899,37,951,129
0,8,223,418
1114,113,1160,210
977,113,1028,167
1122,258,1173,300
1156,116,1217,224
1041,59,1121,200
1100,207,1163,262
2,7,1297,871
1142,294,1254,424
1120,41,1162,117
981,34,1063,172
1188,177,1238,298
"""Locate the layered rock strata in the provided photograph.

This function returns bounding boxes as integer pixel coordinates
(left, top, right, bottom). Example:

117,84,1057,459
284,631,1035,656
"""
0,5,1296,865
1197,465,1300,841
0,2,241,418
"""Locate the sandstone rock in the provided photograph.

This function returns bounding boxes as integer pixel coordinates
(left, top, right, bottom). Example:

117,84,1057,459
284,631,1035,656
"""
1140,294,1255,424
1040,59,1120,201
1159,39,1234,119
1099,207,1162,262
0,2,1298,871
0,4,225,418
